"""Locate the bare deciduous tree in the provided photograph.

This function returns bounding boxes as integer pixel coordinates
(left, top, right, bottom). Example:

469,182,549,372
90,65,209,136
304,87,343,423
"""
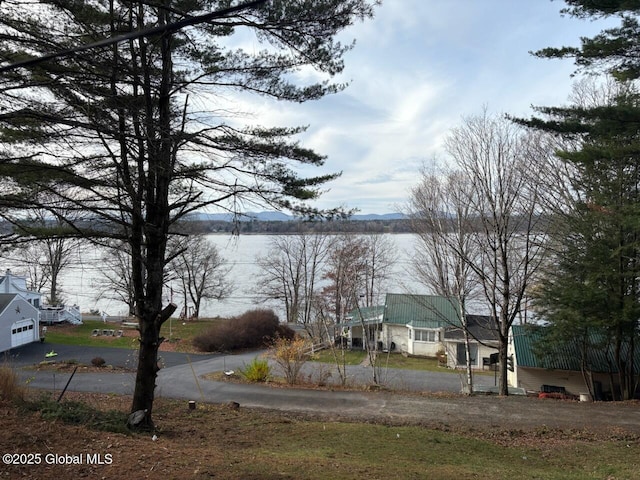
321,234,368,325
93,241,137,316
445,110,548,395
407,165,480,394
4,207,86,305
167,235,231,319
255,230,331,337
2,243,50,295
320,233,396,386
361,233,397,308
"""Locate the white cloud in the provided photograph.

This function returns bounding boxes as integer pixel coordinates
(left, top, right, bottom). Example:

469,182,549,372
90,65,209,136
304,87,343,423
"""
199,1,620,214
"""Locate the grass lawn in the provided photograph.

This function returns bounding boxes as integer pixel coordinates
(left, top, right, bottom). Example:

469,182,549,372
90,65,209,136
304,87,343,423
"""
159,317,222,350
312,349,445,372
3,392,639,480
311,349,495,376
43,318,219,352
311,349,367,365
44,320,136,348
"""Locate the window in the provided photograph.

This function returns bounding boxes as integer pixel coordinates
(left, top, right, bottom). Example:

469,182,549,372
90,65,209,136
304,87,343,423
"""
414,329,439,342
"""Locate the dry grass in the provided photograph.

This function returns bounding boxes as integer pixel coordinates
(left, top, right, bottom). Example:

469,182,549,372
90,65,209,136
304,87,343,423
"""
0,390,639,480
0,365,25,402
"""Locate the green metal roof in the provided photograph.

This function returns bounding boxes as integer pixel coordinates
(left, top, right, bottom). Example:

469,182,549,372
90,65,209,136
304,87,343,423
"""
511,324,640,373
343,305,384,327
383,293,461,328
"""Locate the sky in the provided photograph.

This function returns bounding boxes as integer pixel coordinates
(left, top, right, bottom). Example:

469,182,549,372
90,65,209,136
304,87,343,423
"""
229,1,618,215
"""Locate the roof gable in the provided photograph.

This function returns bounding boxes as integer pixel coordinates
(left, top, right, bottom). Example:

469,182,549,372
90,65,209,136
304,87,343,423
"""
383,294,461,328
445,315,499,342
0,293,19,316
0,270,42,301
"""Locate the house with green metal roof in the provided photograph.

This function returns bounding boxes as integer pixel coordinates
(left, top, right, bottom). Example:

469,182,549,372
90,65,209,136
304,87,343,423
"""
383,293,461,356
344,293,463,357
508,324,640,399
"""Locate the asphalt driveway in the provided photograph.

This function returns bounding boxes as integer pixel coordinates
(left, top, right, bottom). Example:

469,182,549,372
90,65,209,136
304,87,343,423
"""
6,341,490,395
6,342,640,433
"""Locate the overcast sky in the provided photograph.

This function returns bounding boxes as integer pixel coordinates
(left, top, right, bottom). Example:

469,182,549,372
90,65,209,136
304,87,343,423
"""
235,1,616,215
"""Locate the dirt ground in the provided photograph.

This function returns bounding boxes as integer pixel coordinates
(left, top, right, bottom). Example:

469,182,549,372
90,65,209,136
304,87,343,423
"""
1,389,639,480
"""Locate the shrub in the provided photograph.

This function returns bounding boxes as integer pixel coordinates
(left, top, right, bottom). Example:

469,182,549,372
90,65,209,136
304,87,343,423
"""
192,309,295,352
270,337,311,385
0,365,25,403
23,397,129,434
239,357,271,382
91,357,106,367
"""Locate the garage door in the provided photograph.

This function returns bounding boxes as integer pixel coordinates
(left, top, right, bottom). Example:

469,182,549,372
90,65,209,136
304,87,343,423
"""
11,319,35,348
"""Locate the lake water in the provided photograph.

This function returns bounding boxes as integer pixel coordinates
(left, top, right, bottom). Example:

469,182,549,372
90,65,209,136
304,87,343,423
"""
205,233,420,319
52,233,422,319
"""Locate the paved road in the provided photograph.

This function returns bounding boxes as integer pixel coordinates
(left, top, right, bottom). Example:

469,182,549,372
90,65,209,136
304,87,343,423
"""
7,341,491,397
6,342,493,407
7,342,640,432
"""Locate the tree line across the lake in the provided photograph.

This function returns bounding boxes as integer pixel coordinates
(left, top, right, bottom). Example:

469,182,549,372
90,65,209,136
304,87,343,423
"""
185,218,414,234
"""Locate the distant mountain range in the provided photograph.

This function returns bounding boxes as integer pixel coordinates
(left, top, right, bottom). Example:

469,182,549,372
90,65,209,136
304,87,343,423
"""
188,211,407,222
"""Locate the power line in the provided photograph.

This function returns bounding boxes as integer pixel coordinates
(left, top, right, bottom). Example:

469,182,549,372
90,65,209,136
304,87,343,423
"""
0,0,268,73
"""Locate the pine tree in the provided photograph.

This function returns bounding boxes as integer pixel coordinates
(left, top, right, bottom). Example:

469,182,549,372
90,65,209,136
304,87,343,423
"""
519,1,640,399
518,84,640,399
0,0,377,427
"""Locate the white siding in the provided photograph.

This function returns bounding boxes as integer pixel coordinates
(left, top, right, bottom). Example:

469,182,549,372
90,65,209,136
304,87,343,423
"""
0,296,40,353
408,327,444,357
444,341,498,370
513,367,588,396
383,324,409,354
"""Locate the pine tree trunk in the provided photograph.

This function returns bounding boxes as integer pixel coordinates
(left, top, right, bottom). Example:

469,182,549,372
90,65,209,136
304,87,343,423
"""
130,303,176,429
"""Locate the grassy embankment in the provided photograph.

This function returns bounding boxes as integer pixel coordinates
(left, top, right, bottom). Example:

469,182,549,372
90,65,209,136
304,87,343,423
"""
1,391,638,480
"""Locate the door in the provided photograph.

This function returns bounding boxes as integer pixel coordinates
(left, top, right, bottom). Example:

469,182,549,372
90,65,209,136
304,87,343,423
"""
11,319,35,347
456,343,478,367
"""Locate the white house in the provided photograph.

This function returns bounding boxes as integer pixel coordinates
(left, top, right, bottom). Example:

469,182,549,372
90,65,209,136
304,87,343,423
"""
0,269,82,326
508,324,640,400
443,315,500,370
0,293,40,352
0,269,41,307
345,294,464,357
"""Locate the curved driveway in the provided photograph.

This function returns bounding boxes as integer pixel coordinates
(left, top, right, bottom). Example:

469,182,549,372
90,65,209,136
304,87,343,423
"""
7,341,483,396
7,341,488,411
9,342,640,433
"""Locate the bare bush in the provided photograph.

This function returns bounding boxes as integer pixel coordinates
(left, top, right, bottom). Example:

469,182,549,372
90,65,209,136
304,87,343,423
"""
192,309,294,352
0,365,25,403
270,337,311,385
91,357,106,368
